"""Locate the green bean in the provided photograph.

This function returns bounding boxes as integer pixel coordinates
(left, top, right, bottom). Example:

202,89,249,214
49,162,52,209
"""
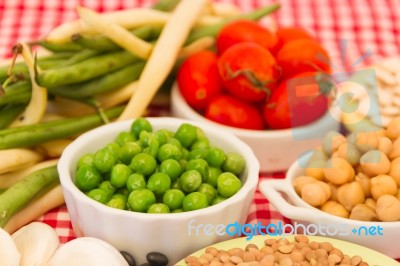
71,26,163,52
0,81,31,106
48,61,145,99
152,0,180,11
54,49,102,68
0,166,59,228
185,3,281,45
0,106,124,149
36,51,139,88
38,40,84,52
0,104,26,129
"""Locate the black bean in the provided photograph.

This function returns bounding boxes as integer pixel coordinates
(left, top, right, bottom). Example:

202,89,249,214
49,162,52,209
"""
120,251,136,266
139,263,151,266
146,252,169,266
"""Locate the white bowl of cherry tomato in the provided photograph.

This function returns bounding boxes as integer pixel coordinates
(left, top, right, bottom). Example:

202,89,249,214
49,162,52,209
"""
171,20,341,173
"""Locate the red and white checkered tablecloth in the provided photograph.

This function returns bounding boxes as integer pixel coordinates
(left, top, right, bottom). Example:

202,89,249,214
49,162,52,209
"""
1,0,400,254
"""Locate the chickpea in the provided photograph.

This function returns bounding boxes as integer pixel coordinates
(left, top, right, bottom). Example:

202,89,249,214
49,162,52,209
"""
301,181,331,207
337,142,361,166
364,198,377,209
355,172,371,198
292,176,318,195
322,131,347,156
337,182,365,211
377,136,393,156
389,137,400,160
385,116,400,140
355,131,379,153
321,201,349,218
359,150,391,176
328,183,339,202
376,195,400,222
323,158,355,185
370,174,398,200
389,157,400,186
305,160,327,181
349,204,377,221
309,149,328,161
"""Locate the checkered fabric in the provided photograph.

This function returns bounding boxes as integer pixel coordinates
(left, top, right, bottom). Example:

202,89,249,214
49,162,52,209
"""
1,0,400,256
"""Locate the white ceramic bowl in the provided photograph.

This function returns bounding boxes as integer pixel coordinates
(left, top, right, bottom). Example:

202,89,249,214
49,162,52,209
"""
258,152,400,258
171,84,341,173
58,117,259,265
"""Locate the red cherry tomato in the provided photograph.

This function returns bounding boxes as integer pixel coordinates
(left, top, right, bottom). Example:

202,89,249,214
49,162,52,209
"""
262,72,330,129
216,20,278,54
177,51,222,110
218,42,280,103
275,27,314,52
276,39,332,79
205,94,264,130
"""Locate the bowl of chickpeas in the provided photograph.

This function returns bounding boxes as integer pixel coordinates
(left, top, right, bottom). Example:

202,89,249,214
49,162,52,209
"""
259,116,400,258
58,117,259,265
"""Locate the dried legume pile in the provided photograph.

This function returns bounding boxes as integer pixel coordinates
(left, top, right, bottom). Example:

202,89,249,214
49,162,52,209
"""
181,235,369,266
294,115,400,222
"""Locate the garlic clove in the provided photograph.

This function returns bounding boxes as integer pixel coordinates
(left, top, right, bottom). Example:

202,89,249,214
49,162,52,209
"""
49,237,129,266
0,228,21,266
12,222,60,266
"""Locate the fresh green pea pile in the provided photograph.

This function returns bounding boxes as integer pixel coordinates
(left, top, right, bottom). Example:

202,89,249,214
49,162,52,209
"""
74,118,246,213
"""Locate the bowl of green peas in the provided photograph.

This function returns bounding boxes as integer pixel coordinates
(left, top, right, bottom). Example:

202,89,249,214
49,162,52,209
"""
58,117,259,265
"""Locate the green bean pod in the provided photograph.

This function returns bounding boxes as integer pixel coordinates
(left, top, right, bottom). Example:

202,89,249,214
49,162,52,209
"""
54,49,102,68
185,3,281,45
48,61,146,99
38,40,84,52
0,81,31,107
0,104,26,129
71,26,162,52
36,51,139,88
0,166,59,228
0,106,124,149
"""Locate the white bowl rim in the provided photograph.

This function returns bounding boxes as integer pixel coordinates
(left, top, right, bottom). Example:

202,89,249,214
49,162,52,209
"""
58,117,260,221
171,83,341,139
282,151,400,227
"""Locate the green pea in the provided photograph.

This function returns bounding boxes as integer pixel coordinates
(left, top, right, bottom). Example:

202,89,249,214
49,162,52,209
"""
93,148,118,173
182,192,209,212
179,159,188,170
147,172,171,195
180,170,202,193
126,173,146,192
207,167,222,187
222,152,245,176
196,127,206,139
172,208,183,213
77,153,94,168
105,142,120,156
147,203,170,213
130,153,157,176
217,172,242,198
118,142,142,165
163,189,185,210
212,195,227,205
191,138,210,150
167,137,182,148
110,164,132,188
75,165,102,191
188,149,209,160
87,188,111,204
117,187,130,197
157,143,182,162
139,130,152,146
171,178,182,190
154,130,169,146
174,123,198,148
128,189,156,212
115,131,136,146
181,148,190,160
106,194,127,210
206,147,226,168
197,183,217,204
131,117,152,138
144,135,159,158
159,159,181,182
99,180,116,194
186,159,209,182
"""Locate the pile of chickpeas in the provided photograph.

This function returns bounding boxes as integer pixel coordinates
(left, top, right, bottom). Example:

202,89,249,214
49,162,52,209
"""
182,236,369,266
293,116,400,222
